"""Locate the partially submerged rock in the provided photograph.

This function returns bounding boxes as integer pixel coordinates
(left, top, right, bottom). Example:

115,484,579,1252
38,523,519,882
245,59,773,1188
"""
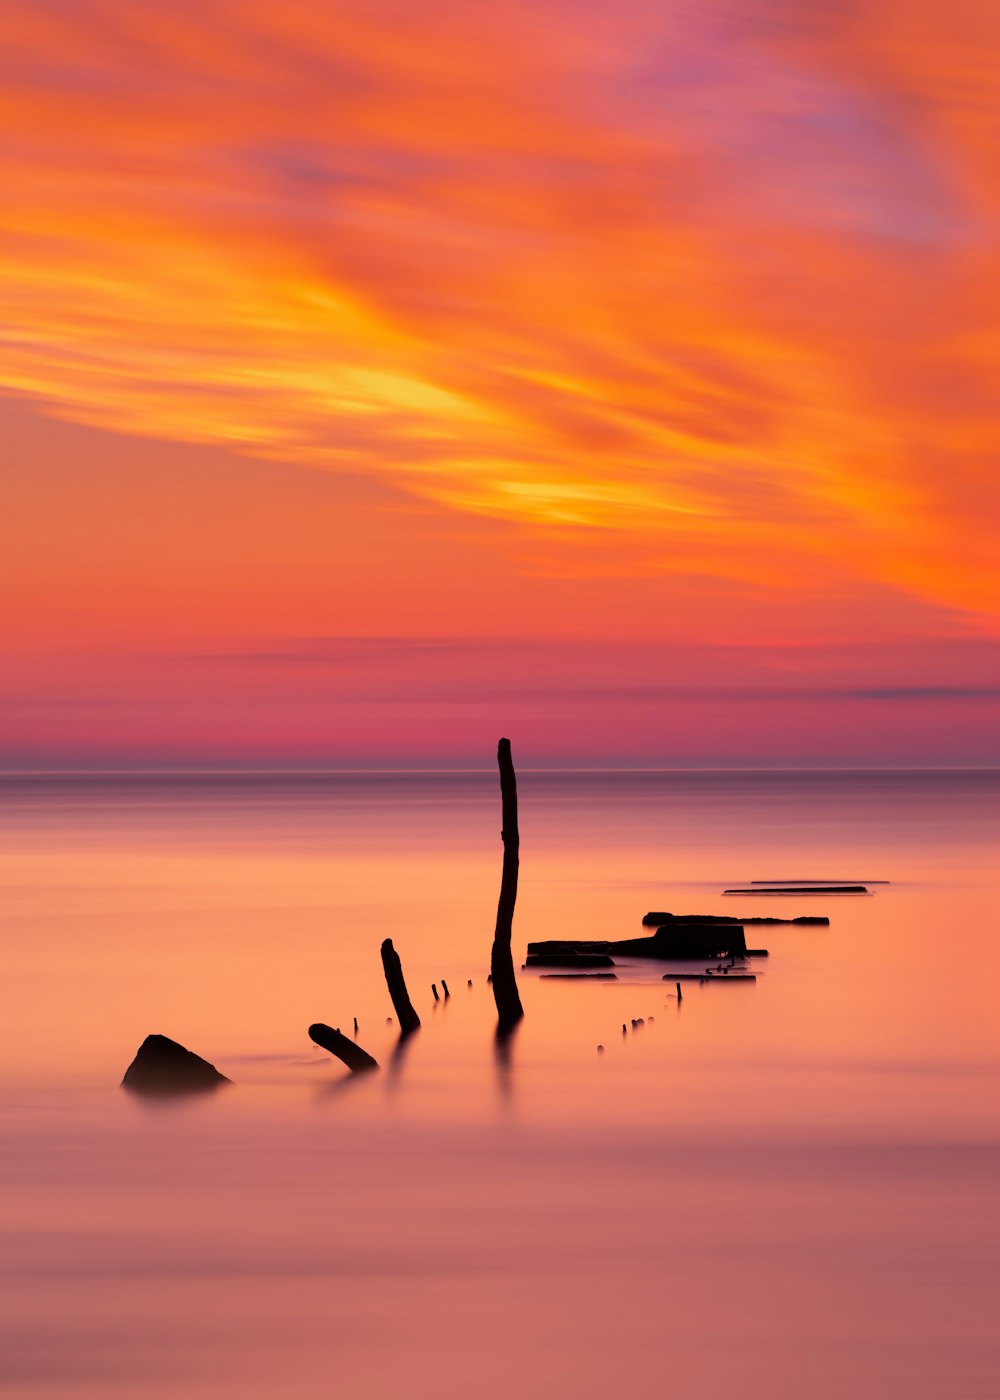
121,1034,230,1094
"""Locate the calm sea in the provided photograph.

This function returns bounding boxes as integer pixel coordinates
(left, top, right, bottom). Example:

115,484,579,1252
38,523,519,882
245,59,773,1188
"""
2,770,998,1397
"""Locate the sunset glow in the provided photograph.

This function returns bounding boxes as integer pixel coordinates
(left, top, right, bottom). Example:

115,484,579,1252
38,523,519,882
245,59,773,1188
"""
2,0,998,766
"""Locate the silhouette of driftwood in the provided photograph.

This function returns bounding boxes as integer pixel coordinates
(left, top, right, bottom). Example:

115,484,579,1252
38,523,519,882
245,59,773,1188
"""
491,737,524,1033
642,911,829,926
663,972,756,983
380,938,420,1034
724,886,867,895
526,951,616,968
122,1033,230,1094
528,924,748,961
309,1022,379,1072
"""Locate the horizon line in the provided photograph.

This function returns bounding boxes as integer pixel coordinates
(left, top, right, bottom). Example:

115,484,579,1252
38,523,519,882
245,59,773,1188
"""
3,764,999,777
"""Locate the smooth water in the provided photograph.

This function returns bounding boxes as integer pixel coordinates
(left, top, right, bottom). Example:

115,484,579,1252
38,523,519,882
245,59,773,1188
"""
2,771,998,1397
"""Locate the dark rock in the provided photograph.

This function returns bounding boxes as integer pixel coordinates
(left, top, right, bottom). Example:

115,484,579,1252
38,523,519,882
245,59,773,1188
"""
121,1034,230,1095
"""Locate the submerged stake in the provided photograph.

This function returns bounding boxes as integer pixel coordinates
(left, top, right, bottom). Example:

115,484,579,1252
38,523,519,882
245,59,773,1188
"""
491,737,525,1033
380,938,420,1035
309,1023,378,1074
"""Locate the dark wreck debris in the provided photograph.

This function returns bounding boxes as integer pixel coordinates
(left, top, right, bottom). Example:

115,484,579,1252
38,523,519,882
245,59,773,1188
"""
525,951,616,969
308,1023,379,1073
642,911,829,926
529,923,749,962
641,911,741,927
724,886,867,896
615,924,748,959
121,1034,230,1094
539,972,618,980
664,972,757,982
380,938,421,1035
738,917,828,925
491,737,525,1033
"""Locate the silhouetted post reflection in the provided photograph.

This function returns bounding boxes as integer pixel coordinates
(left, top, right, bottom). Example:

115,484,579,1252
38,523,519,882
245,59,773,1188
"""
380,938,421,1035
388,1028,419,1083
493,1018,520,1101
491,737,524,1035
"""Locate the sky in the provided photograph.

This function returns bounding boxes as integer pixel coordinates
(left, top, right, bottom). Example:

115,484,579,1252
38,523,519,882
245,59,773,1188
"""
2,0,999,768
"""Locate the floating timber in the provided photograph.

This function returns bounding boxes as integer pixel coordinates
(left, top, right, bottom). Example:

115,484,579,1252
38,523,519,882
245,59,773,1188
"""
663,972,756,983
529,923,747,962
525,952,616,968
724,886,867,896
642,912,829,926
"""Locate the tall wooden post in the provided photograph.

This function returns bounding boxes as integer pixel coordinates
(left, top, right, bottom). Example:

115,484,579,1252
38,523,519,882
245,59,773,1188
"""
491,737,524,1032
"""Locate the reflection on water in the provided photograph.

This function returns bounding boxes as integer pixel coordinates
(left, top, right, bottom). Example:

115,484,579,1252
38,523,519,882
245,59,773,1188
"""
1,771,999,1397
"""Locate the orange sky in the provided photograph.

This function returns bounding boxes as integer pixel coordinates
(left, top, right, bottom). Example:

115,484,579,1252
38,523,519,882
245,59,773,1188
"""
2,0,998,765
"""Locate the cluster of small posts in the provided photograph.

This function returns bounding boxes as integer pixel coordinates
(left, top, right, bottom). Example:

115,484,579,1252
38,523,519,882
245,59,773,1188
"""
121,739,526,1094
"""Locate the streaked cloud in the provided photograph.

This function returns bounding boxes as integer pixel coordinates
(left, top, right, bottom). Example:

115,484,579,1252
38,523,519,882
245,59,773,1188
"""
2,0,999,631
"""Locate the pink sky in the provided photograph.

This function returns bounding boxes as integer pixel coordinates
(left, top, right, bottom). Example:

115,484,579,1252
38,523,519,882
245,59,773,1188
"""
2,0,998,766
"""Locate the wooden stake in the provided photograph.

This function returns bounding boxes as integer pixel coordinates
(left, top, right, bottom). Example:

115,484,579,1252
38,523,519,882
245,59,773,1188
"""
491,737,524,1033
380,938,421,1035
308,1023,378,1073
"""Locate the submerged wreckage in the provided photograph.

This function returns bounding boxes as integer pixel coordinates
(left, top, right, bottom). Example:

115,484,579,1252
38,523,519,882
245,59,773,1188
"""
527,915,757,968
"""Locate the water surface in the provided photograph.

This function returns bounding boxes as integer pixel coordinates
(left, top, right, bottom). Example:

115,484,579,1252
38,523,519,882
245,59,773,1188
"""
2,771,998,1397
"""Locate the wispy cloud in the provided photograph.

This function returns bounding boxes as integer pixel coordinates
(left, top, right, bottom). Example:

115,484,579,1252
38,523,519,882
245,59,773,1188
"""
1,0,999,628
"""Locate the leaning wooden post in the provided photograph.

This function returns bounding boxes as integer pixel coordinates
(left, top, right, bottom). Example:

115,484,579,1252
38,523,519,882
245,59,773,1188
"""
491,737,525,1032
309,1023,379,1073
381,938,421,1035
